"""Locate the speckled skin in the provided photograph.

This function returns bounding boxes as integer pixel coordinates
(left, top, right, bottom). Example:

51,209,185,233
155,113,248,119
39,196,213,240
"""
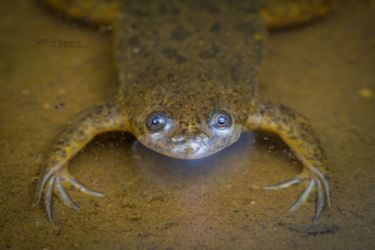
37,0,332,223
114,1,264,159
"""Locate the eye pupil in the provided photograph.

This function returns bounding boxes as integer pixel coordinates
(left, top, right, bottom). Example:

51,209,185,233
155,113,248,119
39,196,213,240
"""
146,112,167,132
217,115,226,125
152,116,162,125
209,110,232,130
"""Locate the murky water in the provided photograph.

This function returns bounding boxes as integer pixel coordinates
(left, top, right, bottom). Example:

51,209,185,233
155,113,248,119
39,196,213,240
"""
0,0,374,249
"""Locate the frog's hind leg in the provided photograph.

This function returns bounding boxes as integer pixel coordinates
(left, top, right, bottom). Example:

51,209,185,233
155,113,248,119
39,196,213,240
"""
247,101,331,222
42,0,120,26
35,101,129,222
261,0,338,30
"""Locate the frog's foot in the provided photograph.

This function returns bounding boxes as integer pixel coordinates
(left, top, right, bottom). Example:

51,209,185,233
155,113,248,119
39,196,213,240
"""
263,166,331,223
35,167,103,223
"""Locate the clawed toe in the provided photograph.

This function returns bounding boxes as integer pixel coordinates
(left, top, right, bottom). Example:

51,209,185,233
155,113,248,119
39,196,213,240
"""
65,177,104,197
263,166,330,223
289,179,314,212
313,178,324,223
263,176,304,190
36,168,103,222
56,180,80,212
45,176,56,222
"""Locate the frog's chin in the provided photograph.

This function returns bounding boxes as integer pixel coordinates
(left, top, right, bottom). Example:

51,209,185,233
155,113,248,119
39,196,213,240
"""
168,141,207,159
137,139,222,160
137,131,242,160
151,143,231,160
144,144,208,160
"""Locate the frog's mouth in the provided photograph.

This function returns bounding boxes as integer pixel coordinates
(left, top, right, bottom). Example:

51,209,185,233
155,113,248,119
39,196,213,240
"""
138,136,236,160
137,125,242,160
137,134,216,160
169,140,209,159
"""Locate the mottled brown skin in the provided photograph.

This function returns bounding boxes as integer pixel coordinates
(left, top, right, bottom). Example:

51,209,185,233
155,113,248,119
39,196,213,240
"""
114,1,264,159
37,0,332,223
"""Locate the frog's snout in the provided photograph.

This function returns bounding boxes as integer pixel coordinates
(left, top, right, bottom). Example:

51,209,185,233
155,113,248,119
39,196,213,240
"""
169,135,209,159
170,136,187,145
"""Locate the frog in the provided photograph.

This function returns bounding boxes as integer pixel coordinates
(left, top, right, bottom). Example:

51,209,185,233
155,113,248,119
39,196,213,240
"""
36,0,335,223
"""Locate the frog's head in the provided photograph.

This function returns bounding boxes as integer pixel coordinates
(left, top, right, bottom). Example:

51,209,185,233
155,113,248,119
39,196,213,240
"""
137,109,241,159
128,83,246,160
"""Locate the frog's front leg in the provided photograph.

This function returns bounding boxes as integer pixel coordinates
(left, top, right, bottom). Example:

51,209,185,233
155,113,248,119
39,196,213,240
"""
35,101,130,222
247,101,331,222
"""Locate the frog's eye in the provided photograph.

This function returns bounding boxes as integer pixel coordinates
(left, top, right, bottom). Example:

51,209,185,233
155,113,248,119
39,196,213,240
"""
209,110,233,130
146,112,168,132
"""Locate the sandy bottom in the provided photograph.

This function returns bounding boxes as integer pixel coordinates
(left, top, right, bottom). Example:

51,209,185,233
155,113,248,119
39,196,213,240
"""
0,0,374,249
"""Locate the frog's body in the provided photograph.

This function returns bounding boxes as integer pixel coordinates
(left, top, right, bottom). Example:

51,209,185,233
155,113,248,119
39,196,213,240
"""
114,1,265,159
37,0,334,223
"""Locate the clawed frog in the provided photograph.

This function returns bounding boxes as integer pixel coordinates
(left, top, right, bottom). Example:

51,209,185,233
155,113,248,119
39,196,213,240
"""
36,0,334,223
